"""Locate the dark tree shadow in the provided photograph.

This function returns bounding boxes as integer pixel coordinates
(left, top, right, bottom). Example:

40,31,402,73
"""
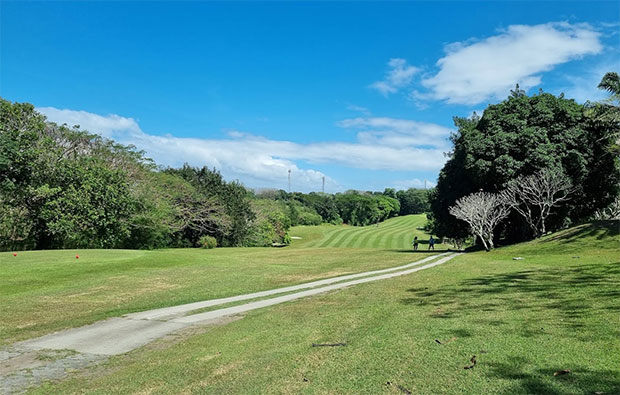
542,220,619,244
400,261,620,338
486,357,620,394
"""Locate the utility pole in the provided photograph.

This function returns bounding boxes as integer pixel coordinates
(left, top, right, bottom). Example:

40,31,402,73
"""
424,179,427,190
322,176,325,193
288,169,291,193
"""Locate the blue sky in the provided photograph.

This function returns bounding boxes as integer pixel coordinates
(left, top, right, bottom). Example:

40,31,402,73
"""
1,1,618,192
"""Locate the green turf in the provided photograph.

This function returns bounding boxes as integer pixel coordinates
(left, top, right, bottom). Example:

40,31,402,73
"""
0,215,434,345
289,215,436,249
29,221,620,394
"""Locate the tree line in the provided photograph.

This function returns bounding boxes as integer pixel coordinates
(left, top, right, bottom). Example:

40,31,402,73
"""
429,73,620,249
0,99,431,251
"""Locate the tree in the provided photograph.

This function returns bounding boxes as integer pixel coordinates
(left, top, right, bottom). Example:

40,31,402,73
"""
502,168,573,237
430,88,620,243
598,72,620,100
396,188,430,215
449,192,510,251
590,72,620,155
166,165,255,246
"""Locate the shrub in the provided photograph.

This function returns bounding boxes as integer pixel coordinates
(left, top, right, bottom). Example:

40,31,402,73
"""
198,235,217,249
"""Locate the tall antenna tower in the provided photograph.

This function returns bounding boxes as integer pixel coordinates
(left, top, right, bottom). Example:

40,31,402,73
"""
424,179,427,190
288,169,291,192
322,176,325,193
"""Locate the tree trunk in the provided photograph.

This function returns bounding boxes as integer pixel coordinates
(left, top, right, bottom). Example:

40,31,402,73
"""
478,234,489,251
486,236,494,250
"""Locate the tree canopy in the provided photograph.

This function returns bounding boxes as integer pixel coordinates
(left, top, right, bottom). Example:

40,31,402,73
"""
430,84,620,244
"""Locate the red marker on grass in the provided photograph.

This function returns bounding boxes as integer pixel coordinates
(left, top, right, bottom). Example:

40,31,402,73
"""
76,255,80,259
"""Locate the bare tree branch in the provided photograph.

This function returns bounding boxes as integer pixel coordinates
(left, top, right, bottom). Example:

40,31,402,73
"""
502,168,573,236
449,192,510,250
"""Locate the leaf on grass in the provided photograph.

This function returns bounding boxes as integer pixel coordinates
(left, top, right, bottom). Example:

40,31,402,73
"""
553,369,571,376
311,342,346,347
464,355,477,369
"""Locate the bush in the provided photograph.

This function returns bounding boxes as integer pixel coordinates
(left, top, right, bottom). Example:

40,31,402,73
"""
198,235,217,249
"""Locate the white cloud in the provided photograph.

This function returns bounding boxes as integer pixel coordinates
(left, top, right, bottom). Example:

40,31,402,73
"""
346,103,371,115
418,22,603,105
337,117,452,149
370,58,420,96
36,108,451,192
38,107,141,138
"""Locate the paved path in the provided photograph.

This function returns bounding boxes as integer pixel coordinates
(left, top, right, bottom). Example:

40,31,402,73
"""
3,252,459,393
17,252,459,355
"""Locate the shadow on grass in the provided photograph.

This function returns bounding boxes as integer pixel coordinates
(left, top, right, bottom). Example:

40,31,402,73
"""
400,259,620,392
393,249,446,254
542,220,619,245
486,356,620,394
401,261,620,336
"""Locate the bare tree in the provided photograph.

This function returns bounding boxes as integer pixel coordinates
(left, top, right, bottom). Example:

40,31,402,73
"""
502,168,573,237
449,192,510,251
593,195,620,220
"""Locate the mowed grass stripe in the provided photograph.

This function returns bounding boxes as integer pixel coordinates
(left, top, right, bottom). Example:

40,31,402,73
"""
335,227,367,248
302,228,338,248
370,221,412,248
380,223,410,249
332,218,410,248
350,227,378,248
340,217,418,248
399,226,413,250
319,226,361,248
386,221,410,249
342,225,379,248
296,215,427,249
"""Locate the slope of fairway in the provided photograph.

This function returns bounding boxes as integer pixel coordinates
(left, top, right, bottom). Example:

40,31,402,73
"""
289,214,438,249
0,245,438,345
33,221,620,394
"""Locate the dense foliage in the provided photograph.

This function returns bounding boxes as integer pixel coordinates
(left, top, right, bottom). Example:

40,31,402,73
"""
430,84,620,244
0,99,431,251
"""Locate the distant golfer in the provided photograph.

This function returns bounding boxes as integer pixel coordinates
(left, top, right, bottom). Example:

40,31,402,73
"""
428,236,435,250
413,236,419,251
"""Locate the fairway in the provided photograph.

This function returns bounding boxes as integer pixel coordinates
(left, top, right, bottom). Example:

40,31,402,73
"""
289,214,436,249
0,221,435,346
25,221,620,395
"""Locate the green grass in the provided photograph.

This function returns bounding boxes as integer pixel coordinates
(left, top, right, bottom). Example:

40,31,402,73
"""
0,215,433,345
30,220,620,394
289,215,436,249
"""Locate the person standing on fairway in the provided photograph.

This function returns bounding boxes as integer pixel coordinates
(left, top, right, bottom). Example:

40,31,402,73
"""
428,236,435,250
413,236,419,251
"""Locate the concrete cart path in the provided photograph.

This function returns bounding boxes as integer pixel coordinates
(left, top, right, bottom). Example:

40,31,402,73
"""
17,252,460,356
128,252,452,321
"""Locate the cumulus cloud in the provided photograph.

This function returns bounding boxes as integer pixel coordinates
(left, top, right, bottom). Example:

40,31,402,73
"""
36,108,452,192
337,117,452,149
416,22,603,105
38,107,142,138
370,58,420,96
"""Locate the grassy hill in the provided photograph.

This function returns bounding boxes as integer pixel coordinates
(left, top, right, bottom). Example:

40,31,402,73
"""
289,214,437,249
27,220,620,394
0,220,434,345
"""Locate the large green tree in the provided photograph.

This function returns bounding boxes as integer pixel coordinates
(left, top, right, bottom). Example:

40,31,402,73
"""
430,87,620,243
